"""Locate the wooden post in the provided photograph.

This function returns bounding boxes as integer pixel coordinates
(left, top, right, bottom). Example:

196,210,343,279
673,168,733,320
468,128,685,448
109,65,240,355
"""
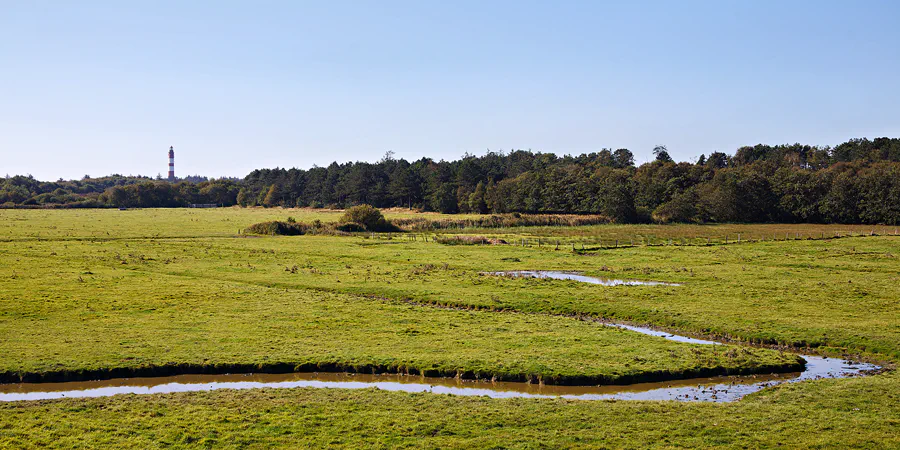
738,233,741,243
615,239,618,248
707,237,710,245
725,235,728,244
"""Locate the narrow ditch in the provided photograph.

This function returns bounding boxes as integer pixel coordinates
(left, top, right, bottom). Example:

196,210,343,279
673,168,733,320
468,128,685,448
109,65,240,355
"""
0,323,877,403
1,269,882,403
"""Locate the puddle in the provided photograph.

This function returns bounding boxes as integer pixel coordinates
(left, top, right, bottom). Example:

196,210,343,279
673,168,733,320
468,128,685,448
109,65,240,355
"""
490,271,681,287
604,323,720,345
0,323,878,403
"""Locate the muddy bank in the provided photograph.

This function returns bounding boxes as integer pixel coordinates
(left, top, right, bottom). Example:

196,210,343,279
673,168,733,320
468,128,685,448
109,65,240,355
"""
0,320,880,403
0,351,876,404
0,370,800,403
0,354,805,387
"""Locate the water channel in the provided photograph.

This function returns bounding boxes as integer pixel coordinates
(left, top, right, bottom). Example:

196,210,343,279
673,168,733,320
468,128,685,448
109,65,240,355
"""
0,272,879,403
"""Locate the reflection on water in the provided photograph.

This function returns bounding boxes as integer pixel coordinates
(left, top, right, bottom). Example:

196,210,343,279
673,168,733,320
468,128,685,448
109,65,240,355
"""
0,370,803,403
604,323,720,345
0,304,879,403
489,271,682,286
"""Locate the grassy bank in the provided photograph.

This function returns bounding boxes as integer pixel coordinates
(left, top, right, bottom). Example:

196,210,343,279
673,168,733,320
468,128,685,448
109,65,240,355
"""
0,236,799,384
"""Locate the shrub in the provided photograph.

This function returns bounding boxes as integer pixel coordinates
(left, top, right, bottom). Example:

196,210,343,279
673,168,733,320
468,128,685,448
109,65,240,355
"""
391,214,612,231
244,221,305,236
340,205,396,231
434,235,507,245
335,222,366,232
244,219,364,236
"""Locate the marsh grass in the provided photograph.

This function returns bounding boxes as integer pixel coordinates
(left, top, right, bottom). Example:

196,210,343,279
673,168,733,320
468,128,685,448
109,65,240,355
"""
0,234,800,385
1,209,898,448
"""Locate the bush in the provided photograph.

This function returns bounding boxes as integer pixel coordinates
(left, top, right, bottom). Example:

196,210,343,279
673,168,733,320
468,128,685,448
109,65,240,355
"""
340,205,396,231
244,221,305,236
434,235,507,245
244,219,372,236
391,214,612,231
335,222,366,232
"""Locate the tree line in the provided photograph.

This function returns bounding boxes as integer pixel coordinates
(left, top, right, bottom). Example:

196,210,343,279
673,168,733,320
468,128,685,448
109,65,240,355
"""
2,137,899,224
0,174,241,208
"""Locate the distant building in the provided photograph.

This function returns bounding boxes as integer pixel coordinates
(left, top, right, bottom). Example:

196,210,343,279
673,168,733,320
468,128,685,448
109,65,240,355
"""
167,146,175,182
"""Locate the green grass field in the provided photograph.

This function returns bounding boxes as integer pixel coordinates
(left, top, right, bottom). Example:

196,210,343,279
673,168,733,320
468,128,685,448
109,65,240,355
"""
1,209,898,448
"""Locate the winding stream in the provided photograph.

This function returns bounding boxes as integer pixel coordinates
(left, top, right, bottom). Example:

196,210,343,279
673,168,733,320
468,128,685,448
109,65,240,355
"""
0,324,877,403
0,272,879,403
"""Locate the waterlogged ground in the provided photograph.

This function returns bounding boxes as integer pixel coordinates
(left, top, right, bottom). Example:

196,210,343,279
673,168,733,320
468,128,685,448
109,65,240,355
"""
0,209,898,448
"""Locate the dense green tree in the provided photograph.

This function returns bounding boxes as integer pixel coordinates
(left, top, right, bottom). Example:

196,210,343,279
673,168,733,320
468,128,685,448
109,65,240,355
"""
653,145,673,163
4,137,900,224
468,181,488,214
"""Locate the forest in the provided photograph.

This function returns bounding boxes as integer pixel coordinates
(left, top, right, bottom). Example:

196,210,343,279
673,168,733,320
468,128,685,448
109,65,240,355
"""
2,137,899,224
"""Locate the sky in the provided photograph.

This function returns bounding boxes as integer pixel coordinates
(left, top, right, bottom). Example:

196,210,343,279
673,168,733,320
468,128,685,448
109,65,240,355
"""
2,1,899,181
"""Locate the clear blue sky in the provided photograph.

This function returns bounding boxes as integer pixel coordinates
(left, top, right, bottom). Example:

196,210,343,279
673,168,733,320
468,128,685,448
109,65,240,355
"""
2,1,899,180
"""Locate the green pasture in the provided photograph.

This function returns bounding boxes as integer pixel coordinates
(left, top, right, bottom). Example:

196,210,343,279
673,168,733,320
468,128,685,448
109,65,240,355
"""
0,208,897,448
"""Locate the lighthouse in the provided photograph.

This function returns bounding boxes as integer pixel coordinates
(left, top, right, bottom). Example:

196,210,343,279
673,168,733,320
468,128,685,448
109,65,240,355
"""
167,146,175,182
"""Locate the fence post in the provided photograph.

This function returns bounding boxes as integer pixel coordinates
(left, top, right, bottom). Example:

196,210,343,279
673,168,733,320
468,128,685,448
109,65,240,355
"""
738,233,741,243
615,239,618,248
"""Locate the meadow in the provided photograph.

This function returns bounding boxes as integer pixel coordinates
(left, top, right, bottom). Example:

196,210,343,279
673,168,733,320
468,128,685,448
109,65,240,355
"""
0,208,898,448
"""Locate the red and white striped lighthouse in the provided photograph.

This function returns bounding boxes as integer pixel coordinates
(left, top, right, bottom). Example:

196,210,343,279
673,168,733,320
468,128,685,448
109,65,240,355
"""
167,146,175,181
